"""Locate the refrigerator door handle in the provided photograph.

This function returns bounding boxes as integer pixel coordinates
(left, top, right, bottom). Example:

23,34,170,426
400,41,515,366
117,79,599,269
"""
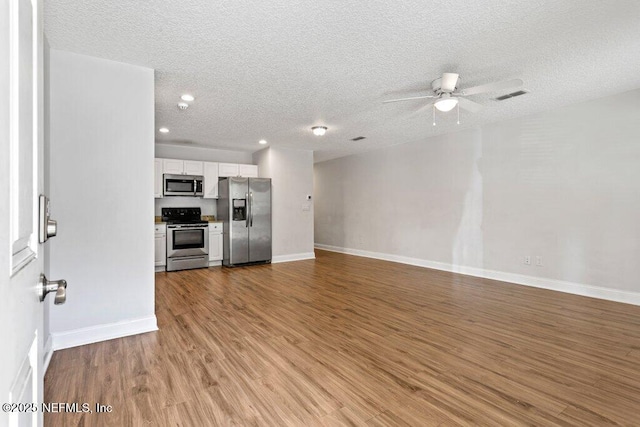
245,192,249,228
250,192,254,227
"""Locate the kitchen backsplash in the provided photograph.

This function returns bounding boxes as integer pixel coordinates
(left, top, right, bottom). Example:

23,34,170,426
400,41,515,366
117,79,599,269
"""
155,197,217,217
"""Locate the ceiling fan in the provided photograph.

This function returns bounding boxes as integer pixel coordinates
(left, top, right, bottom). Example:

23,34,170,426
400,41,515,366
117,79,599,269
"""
383,73,524,114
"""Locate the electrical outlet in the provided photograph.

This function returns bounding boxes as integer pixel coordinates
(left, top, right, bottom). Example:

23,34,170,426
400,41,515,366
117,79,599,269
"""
536,256,543,266
524,256,531,265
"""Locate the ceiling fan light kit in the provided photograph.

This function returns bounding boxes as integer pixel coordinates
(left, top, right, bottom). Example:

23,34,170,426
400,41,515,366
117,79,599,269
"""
434,95,458,112
312,126,328,136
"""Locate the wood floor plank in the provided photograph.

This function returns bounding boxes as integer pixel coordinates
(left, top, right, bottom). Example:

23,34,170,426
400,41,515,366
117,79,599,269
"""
45,250,640,425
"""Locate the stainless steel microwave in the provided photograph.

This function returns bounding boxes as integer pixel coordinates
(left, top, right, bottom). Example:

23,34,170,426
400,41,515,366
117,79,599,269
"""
163,174,204,196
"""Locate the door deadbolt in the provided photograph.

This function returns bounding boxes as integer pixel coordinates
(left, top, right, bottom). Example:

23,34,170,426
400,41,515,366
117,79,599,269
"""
39,195,58,243
38,274,67,305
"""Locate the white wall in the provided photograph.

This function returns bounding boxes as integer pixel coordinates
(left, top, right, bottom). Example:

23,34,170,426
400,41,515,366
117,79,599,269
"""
315,88,640,305
254,147,315,262
155,144,252,164
48,50,156,349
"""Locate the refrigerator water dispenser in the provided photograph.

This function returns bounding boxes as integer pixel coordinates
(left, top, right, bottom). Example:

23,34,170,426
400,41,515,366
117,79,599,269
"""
232,199,246,221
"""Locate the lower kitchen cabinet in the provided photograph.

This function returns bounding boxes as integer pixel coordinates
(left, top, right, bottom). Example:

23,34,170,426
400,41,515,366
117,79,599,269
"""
155,224,166,270
209,222,223,264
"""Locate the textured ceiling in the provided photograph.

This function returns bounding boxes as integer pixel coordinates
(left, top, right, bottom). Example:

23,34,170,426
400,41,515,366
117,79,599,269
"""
44,0,640,162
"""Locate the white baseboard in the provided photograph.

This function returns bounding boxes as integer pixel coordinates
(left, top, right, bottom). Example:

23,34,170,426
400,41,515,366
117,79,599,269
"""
272,252,316,264
51,315,158,351
43,335,53,374
314,244,640,307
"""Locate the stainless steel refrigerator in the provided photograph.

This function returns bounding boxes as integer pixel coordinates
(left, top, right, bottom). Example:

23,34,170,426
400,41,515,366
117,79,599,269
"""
218,177,272,266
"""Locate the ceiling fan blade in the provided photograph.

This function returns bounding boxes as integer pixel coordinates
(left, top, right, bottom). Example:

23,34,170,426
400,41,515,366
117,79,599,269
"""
441,73,459,92
383,95,436,104
461,78,523,96
457,97,483,113
410,101,437,116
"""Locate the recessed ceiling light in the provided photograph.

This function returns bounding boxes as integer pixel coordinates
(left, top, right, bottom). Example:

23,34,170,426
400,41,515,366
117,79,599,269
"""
180,94,195,102
258,139,268,145
178,102,189,110
159,127,169,133
312,126,327,136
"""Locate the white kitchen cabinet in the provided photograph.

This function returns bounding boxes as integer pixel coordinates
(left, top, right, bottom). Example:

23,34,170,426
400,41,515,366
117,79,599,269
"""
239,164,258,177
154,224,166,269
203,162,219,199
208,222,223,264
163,158,203,175
154,158,163,198
159,158,258,182
162,158,184,175
184,160,204,175
218,163,239,177
218,162,258,177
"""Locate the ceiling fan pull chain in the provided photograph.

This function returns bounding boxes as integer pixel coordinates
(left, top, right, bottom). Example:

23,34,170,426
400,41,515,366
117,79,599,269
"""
432,105,436,126
457,103,460,125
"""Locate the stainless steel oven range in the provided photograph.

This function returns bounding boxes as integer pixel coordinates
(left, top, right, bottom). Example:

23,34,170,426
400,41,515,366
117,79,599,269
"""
162,207,209,272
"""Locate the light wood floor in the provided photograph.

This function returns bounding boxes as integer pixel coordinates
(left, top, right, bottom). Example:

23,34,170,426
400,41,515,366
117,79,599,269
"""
45,250,640,426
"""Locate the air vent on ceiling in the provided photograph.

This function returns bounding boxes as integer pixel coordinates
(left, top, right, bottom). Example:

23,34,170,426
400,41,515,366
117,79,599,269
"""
494,90,529,101
350,136,366,141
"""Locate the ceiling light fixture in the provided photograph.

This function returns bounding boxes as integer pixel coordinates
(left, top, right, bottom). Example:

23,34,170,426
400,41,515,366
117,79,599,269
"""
180,94,195,102
258,139,267,145
434,94,458,112
312,126,327,136
159,127,169,133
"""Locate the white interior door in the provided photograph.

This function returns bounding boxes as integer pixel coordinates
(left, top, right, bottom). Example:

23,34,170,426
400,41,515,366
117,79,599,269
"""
1,0,45,426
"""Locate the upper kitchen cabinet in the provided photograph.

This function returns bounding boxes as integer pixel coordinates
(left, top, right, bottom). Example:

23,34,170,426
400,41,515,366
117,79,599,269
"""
163,158,183,174
239,164,259,178
203,162,219,199
184,161,204,175
154,159,163,198
218,163,239,177
218,163,259,178
163,158,203,175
